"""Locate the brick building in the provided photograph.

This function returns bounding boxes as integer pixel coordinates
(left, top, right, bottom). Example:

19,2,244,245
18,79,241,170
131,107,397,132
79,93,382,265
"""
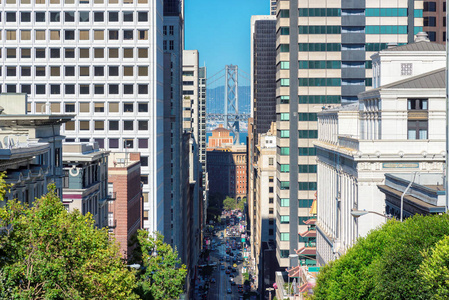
207,145,247,201
107,152,143,259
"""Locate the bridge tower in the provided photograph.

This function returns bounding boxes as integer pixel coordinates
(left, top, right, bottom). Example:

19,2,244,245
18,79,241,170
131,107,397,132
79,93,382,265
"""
224,65,239,144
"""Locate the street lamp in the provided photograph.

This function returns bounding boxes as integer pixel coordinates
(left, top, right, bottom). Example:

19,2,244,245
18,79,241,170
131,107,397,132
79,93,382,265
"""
266,287,274,300
350,209,392,220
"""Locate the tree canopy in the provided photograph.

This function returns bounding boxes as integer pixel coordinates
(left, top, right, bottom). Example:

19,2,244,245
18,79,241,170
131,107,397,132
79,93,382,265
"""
313,214,449,300
0,183,137,299
132,230,187,300
223,196,237,211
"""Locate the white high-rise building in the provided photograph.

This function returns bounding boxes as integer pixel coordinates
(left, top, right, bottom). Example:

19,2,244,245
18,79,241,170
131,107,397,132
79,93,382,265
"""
0,0,164,233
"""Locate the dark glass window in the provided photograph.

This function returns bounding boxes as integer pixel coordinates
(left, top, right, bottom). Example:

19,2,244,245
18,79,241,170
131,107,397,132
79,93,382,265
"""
109,84,119,94
123,84,133,94
123,120,134,130
6,12,16,22
65,11,75,22
109,66,119,76
50,12,60,22
65,66,75,76
36,85,46,95
21,12,31,22
35,12,46,22
94,12,104,22
109,12,119,22
138,12,148,21
65,85,75,94
109,121,119,130
138,103,148,112
109,139,119,149
50,85,60,94
50,48,60,58
123,11,133,21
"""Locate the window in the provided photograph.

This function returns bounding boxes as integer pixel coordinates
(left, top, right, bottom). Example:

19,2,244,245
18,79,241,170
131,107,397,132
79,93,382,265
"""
123,66,133,76
280,233,289,241
94,121,104,130
109,102,119,112
79,30,89,40
109,48,119,58
79,48,89,58
35,66,46,76
138,66,148,76
50,103,60,113
299,165,317,173
123,103,133,112
269,157,274,165
124,30,133,40
65,11,75,22
79,11,89,22
50,48,60,58
123,48,134,58
109,11,118,22
80,85,90,95
139,139,148,148
21,30,31,40
280,147,290,155
6,85,16,93
65,66,75,76
79,103,90,113
36,84,46,94
138,84,148,94
65,30,74,40
138,48,148,58
424,1,436,12
94,12,104,22
109,66,119,76
94,48,104,58
50,85,60,94
299,199,314,207
7,49,16,58
138,30,148,40
280,216,290,224
408,99,428,110
35,48,45,58
408,120,428,140
94,66,104,76
169,25,174,35
50,66,60,76
35,12,45,22
50,12,60,22
94,84,104,94
65,85,75,94
138,120,148,130
280,198,289,207
6,12,16,22
65,48,75,58
123,120,133,130
280,130,289,138
123,139,133,148
280,164,290,173
138,103,148,112
94,30,104,40
21,67,31,76
269,197,274,204
6,30,16,41
95,139,104,148
21,49,31,58
94,103,104,112
169,40,174,50
50,30,60,40
21,12,31,22
401,63,413,76
79,66,89,76
269,187,274,193
109,139,119,149
123,84,133,94
123,11,133,21
138,11,148,21
65,121,75,130
109,30,119,40
109,84,119,94
109,121,119,130
140,156,148,166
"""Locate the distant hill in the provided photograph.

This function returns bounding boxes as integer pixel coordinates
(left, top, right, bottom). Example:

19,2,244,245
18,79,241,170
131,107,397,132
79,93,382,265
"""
207,86,250,115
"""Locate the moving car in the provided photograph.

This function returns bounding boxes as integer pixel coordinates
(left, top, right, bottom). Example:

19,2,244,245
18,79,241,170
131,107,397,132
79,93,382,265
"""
221,265,225,270
225,269,231,274
211,278,216,283
227,288,232,294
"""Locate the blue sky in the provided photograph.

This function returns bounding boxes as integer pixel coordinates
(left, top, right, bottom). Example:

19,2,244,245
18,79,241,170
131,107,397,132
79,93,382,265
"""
185,0,269,80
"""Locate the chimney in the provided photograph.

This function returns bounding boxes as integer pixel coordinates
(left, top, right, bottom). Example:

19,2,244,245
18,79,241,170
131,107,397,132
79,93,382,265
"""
415,32,430,43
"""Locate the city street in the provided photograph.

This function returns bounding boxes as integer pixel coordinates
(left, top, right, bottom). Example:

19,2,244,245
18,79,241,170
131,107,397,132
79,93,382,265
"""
194,224,249,300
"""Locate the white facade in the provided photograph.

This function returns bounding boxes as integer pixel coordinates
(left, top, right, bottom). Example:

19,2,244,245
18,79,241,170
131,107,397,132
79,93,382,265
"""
315,42,446,266
0,0,164,233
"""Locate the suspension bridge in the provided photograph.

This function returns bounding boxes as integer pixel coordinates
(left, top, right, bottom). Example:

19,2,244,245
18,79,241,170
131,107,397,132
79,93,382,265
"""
206,65,251,144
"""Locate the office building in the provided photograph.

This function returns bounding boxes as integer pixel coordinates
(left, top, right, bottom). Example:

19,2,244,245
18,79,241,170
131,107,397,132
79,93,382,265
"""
198,66,208,231
62,142,110,228
275,0,423,269
0,0,164,234
270,0,277,15
0,94,72,203
315,39,445,265
250,15,277,146
423,0,446,43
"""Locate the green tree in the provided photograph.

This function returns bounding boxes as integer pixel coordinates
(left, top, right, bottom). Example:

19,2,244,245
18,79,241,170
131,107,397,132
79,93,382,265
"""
313,214,449,300
0,183,138,299
132,230,187,300
237,197,247,211
419,235,449,299
223,196,236,211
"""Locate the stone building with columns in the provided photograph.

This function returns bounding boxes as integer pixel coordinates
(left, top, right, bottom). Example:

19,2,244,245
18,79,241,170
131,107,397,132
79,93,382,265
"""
314,39,446,266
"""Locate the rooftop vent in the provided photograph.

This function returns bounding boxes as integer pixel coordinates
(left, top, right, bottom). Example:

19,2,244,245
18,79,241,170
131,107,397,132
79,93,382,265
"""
415,32,430,43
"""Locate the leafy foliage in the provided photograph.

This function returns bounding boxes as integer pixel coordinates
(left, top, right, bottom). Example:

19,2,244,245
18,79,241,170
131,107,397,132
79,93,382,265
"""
223,196,237,211
237,197,247,211
313,214,449,300
0,183,138,299
132,230,187,300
